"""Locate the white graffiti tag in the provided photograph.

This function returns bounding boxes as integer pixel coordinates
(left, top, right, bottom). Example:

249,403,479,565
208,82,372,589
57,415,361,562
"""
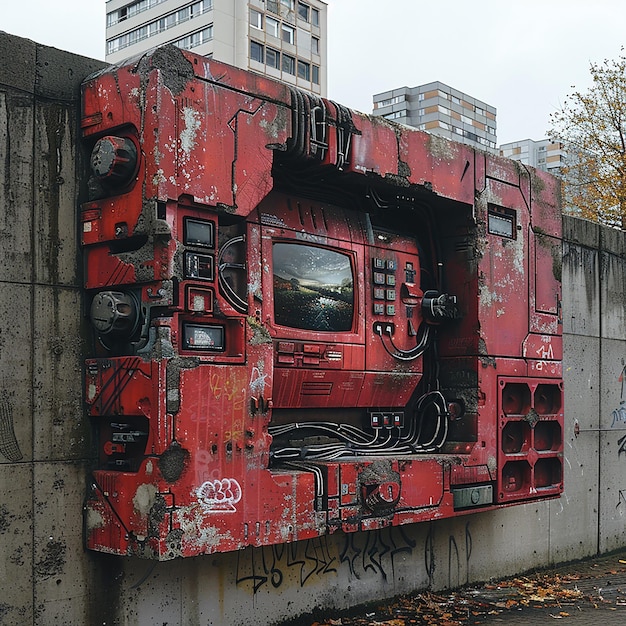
534,341,556,372
611,365,626,428
196,478,242,512
249,366,268,395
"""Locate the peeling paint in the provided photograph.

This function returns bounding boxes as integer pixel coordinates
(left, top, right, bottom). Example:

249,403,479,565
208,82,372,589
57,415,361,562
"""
133,483,158,517
479,282,503,308
85,508,105,531
136,45,195,96
247,316,272,345
158,442,189,483
428,133,459,161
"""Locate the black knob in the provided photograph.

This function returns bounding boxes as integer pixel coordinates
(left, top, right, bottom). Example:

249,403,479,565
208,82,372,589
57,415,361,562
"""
90,291,139,337
90,136,137,187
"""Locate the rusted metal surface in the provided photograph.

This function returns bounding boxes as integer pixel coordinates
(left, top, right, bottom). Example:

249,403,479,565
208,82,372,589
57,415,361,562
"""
81,46,563,559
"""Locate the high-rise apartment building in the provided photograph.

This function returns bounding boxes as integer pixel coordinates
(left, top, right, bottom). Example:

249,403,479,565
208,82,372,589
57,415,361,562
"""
372,82,497,153
499,139,566,175
105,0,327,96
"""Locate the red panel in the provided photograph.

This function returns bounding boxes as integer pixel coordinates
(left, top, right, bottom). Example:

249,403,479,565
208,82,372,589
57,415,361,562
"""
348,114,400,177
497,376,564,503
400,130,476,206
81,46,563,559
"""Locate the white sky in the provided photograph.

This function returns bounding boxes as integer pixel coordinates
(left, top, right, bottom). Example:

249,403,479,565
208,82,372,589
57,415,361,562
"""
2,0,626,144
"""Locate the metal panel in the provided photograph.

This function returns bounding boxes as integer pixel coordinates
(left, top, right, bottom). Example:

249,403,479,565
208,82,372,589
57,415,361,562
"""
80,45,563,559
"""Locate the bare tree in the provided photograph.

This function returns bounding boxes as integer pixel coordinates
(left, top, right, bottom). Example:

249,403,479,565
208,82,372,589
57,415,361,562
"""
550,50,626,228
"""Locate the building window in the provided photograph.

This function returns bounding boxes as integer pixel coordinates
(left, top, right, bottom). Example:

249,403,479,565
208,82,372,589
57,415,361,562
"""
311,7,319,26
297,59,310,80
178,5,192,21
174,26,213,50
311,36,319,55
107,0,175,27
267,0,294,15
376,96,403,108
250,40,264,63
297,2,310,21
250,9,263,29
268,0,294,12
149,18,164,36
106,0,213,54
312,64,320,84
384,111,403,120
266,47,280,69
266,16,279,37
282,24,295,44
282,53,295,74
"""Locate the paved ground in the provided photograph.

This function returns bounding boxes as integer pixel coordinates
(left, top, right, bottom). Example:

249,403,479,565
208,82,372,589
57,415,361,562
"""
296,548,626,625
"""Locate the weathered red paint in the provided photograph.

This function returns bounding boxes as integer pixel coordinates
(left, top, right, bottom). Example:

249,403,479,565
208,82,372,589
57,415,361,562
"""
81,46,563,559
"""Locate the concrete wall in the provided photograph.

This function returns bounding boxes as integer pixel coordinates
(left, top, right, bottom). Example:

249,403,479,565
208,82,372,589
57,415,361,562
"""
1,32,625,626
562,217,626,556
0,32,108,625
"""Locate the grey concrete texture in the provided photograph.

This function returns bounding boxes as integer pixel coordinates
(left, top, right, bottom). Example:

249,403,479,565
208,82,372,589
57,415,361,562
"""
0,33,104,625
562,240,600,337
1,32,626,626
310,548,626,625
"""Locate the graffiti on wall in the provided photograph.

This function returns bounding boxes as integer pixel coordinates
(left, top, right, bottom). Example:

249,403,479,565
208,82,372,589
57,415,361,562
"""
338,526,416,582
610,363,626,509
0,393,22,462
236,522,473,594
612,403,626,428
235,535,338,593
424,522,473,589
612,364,626,462
611,364,626,428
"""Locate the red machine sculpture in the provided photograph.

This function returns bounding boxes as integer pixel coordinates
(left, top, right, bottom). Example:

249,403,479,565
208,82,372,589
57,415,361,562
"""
81,46,563,559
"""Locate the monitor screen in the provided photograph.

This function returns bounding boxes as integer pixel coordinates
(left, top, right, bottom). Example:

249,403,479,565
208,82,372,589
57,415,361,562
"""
182,323,225,351
272,242,354,332
184,218,214,248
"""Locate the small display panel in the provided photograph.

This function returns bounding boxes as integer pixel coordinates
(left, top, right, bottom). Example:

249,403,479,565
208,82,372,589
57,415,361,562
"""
185,252,214,281
182,323,224,351
488,206,516,239
186,286,214,313
184,218,214,248
273,243,354,332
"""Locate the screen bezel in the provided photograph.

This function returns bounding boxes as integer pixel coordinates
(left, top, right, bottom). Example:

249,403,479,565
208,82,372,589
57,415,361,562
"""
264,233,364,343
